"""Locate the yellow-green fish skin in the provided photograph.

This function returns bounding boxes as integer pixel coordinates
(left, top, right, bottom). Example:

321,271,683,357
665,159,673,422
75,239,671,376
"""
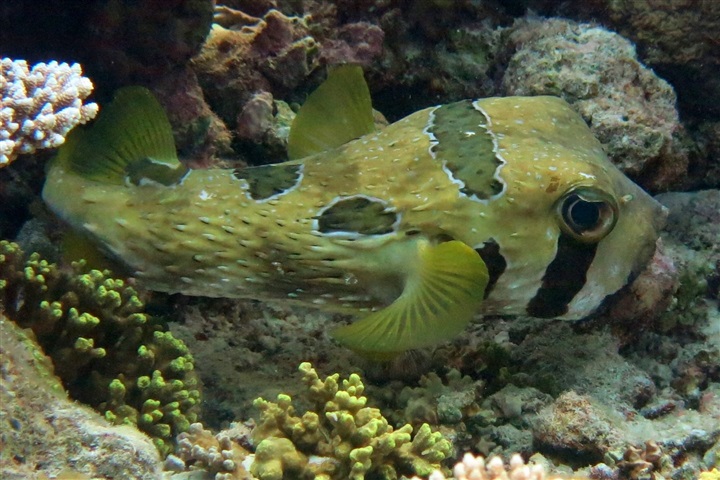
44,110,469,312
43,93,664,324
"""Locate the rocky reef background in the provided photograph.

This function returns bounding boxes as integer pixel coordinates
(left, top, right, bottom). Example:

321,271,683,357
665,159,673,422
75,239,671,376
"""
1,0,718,479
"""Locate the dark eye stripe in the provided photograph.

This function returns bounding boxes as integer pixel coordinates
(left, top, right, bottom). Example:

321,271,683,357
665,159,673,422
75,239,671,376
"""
475,239,506,298
527,233,598,318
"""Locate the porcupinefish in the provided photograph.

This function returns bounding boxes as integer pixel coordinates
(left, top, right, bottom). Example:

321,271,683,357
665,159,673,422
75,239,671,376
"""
43,66,665,356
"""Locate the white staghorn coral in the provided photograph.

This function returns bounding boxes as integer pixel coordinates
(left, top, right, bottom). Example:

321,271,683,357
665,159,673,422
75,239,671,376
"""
417,452,587,480
0,58,98,166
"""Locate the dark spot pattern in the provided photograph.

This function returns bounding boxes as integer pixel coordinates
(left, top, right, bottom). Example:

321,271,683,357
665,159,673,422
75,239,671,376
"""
316,196,398,236
475,239,506,298
125,158,189,186
527,233,598,318
233,163,303,200
429,100,503,200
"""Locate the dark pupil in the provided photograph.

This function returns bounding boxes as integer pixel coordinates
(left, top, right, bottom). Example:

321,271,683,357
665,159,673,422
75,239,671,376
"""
565,196,600,231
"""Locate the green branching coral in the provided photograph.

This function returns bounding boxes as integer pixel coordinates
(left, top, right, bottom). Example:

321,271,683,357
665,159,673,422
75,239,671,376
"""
0,240,200,455
250,362,453,480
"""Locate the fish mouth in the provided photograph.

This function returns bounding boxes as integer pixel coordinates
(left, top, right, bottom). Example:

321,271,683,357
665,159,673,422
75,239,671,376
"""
629,199,668,281
590,193,668,318
594,235,667,318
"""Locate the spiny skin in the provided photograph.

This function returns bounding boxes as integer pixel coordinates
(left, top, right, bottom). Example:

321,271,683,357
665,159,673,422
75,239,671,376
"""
43,96,665,319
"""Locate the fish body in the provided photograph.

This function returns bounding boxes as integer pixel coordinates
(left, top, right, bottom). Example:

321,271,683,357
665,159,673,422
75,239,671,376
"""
43,67,665,354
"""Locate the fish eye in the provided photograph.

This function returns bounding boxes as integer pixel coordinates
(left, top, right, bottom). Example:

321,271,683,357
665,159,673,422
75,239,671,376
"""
556,187,618,242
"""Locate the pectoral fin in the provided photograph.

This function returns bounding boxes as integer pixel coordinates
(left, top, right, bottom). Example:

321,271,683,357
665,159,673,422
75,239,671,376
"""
332,240,489,357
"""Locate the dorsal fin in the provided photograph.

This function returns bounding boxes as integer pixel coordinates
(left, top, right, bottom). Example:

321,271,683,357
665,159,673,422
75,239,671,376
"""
56,86,185,185
287,65,376,160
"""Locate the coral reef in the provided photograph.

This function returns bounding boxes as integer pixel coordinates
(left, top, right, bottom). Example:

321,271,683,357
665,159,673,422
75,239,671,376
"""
167,298,350,429
368,1,504,119
171,421,254,478
0,58,98,166
614,441,668,479
602,241,679,337
164,362,453,479
149,66,234,165
500,18,688,191
701,469,720,480
192,9,319,134
694,121,720,189
79,0,214,89
0,240,201,455
0,315,163,478
249,362,452,479
1,1,719,477
395,369,485,427
235,91,296,163
544,0,720,119
533,391,621,464
410,452,577,480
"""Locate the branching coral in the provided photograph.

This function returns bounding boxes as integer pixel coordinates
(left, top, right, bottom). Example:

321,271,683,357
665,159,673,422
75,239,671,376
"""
0,240,200,455
0,58,98,166
411,452,586,480
249,362,453,479
173,422,253,479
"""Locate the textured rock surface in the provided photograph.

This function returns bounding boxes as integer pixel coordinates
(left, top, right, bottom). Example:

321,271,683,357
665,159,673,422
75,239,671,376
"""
501,18,689,191
0,316,163,479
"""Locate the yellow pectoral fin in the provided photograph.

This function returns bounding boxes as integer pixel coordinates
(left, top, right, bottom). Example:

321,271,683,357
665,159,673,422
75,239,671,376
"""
332,240,489,357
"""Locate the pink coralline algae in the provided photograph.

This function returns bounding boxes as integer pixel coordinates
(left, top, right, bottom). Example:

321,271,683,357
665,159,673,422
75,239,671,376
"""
549,0,720,119
501,18,689,191
149,66,233,166
318,21,385,67
0,58,98,166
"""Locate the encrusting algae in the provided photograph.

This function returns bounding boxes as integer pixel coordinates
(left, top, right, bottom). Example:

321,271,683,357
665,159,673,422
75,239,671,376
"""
41,65,665,358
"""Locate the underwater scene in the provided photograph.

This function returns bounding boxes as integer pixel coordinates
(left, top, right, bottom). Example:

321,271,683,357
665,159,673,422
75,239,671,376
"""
1,1,719,479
